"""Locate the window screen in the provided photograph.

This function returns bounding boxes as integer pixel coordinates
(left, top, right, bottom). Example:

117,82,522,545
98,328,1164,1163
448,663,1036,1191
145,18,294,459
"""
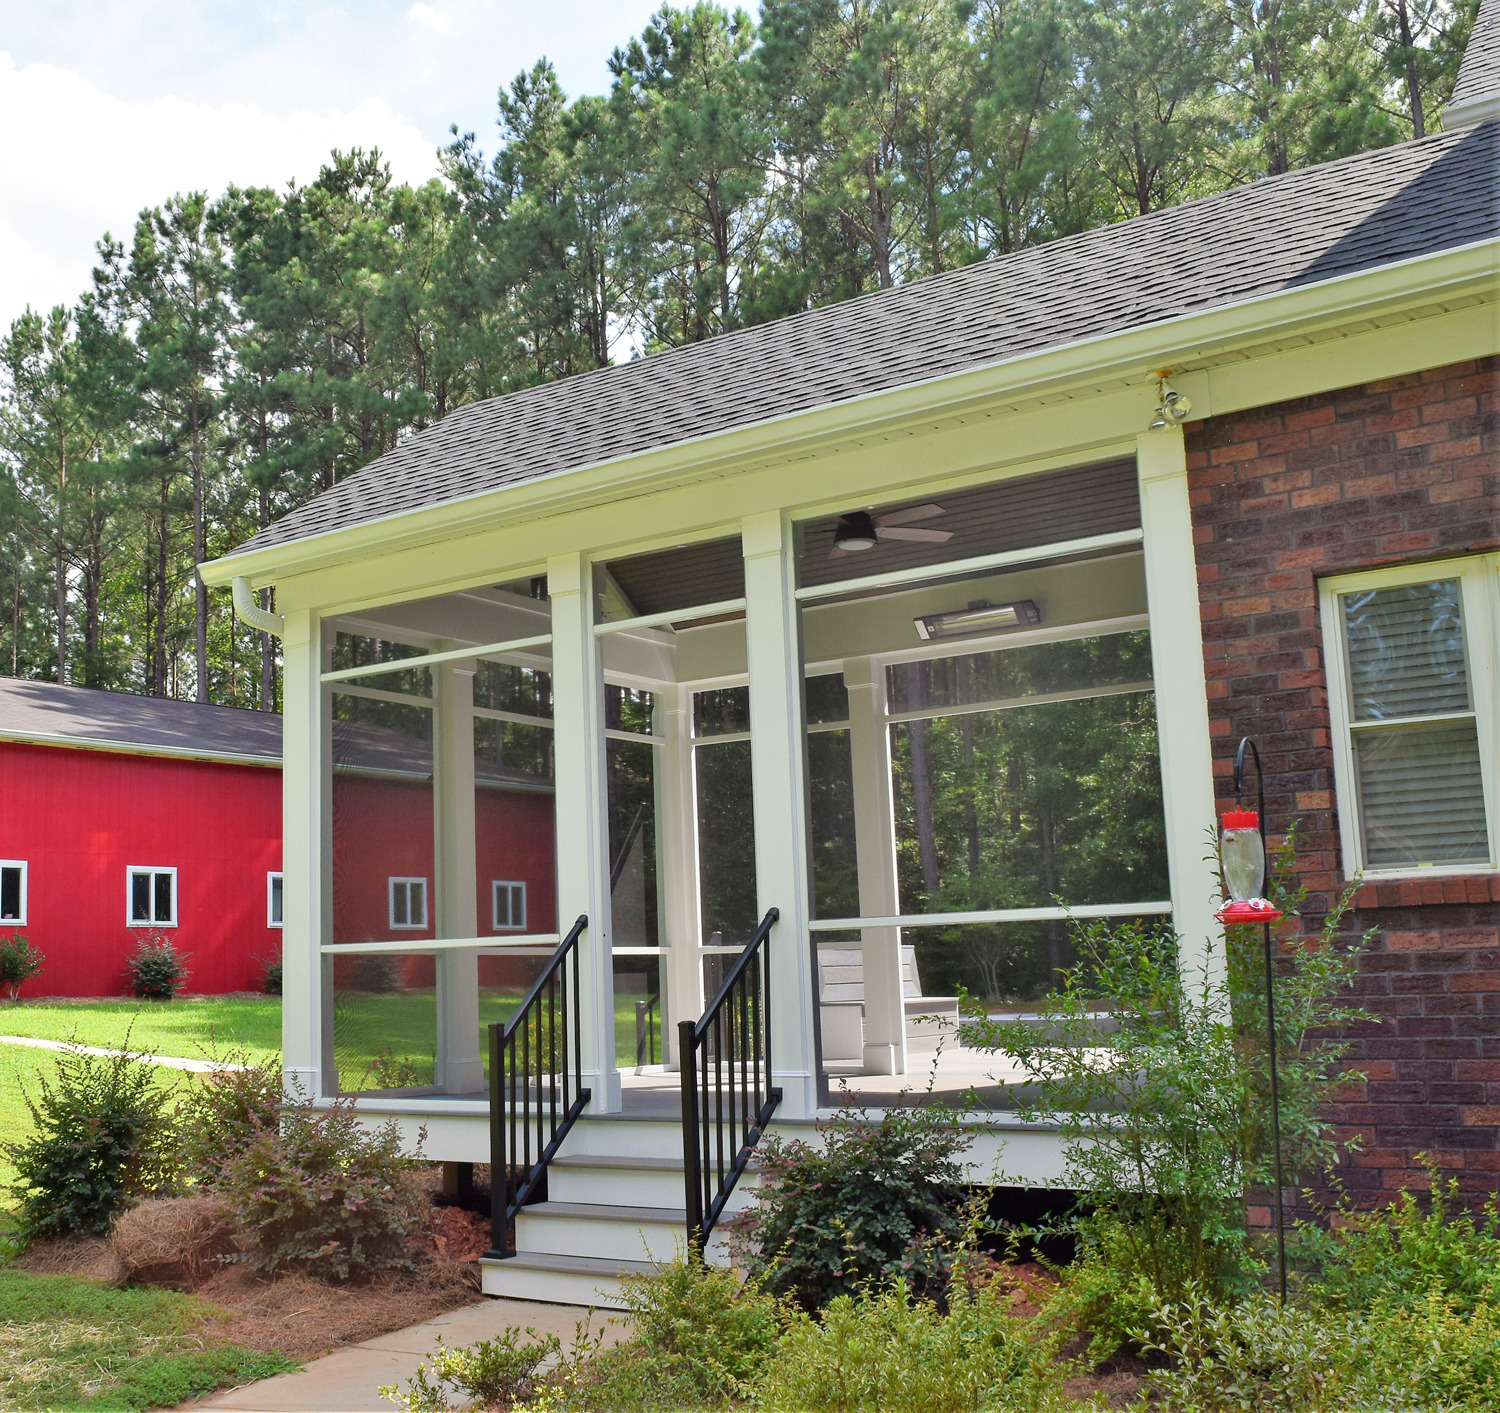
1342,580,1488,868
0,865,23,922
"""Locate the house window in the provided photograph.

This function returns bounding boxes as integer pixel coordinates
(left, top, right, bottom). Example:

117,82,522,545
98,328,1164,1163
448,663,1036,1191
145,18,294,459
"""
1323,557,1498,877
0,861,26,925
268,873,284,928
128,867,177,926
493,880,527,931
389,877,428,930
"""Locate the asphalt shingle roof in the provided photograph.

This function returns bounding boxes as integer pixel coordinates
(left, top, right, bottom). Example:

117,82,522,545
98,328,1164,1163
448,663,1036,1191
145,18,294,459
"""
236,121,1499,559
1451,0,1500,109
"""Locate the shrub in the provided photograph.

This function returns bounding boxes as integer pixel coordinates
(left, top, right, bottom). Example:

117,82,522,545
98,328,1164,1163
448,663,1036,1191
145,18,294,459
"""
0,933,44,999
381,1329,562,1412
174,1053,284,1184
127,932,188,999
258,951,283,996
755,1278,1069,1413
3,1041,178,1240
966,834,1371,1336
217,1096,427,1281
1142,1287,1500,1412
1298,1166,1500,1315
742,1099,969,1309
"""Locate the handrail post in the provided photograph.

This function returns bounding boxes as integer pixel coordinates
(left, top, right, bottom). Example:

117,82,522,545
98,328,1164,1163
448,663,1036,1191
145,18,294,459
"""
679,1019,703,1256
486,1018,508,1259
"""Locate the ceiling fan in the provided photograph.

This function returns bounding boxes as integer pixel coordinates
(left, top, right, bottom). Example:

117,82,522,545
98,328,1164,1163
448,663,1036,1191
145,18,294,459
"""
831,504,953,555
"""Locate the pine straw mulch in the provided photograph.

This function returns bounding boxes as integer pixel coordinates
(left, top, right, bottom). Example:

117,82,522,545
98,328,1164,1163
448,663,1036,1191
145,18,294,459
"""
10,1204,491,1364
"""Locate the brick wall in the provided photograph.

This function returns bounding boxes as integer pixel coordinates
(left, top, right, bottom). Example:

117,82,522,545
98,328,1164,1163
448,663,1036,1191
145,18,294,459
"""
1185,355,1500,1202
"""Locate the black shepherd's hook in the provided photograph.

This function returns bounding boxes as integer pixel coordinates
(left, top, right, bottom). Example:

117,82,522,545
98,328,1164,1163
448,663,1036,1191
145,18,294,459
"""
1232,735,1288,1302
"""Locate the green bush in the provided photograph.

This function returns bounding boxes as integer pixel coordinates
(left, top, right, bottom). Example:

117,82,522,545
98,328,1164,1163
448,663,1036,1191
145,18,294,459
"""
755,1278,1069,1413
3,1041,177,1240
217,1095,427,1281
381,1329,562,1412
1298,1166,1500,1315
743,1101,968,1309
174,1052,284,1184
1142,1287,1500,1412
258,952,283,996
127,933,188,999
0,933,44,999
966,833,1371,1341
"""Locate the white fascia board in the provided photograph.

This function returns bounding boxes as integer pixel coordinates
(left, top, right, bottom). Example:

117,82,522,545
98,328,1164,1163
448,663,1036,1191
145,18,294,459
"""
201,238,1499,591
0,728,281,769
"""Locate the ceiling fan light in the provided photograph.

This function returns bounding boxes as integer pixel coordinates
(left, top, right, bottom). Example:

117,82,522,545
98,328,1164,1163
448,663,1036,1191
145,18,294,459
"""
835,532,878,551
914,600,1041,641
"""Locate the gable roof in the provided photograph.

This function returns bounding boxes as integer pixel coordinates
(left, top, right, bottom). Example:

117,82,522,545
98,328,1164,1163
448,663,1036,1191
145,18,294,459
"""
1450,0,1500,125
234,121,1499,560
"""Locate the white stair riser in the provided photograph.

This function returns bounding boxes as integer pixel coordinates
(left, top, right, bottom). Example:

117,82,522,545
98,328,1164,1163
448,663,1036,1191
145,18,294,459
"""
549,1167,761,1209
516,1211,686,1263
481,1262,631,1309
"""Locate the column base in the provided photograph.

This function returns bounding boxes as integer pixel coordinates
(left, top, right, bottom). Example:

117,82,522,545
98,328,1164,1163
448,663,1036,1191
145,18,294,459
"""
442,1057,486,1094
584,1067,624,1113
861,1042,905,1076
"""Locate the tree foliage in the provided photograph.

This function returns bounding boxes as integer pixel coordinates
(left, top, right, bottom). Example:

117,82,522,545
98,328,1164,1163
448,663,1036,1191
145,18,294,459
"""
0,0,1477,705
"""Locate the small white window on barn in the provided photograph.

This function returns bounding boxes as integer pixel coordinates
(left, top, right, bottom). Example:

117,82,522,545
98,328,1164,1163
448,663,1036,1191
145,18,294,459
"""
0,861,27,925
127,867,177,926
389,877,428,930
492,880,527,931
268,873,284,928
1323,556,1499,878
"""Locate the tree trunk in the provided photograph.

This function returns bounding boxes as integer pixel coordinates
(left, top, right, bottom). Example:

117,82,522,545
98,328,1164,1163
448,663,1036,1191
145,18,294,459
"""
192,398,209,703
258,487,276,712
909,720,941,895
1394,0,1426,138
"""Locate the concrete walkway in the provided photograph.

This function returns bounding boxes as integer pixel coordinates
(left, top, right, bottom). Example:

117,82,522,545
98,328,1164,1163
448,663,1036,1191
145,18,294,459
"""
190,1298,626,1412
0,1034,247,1073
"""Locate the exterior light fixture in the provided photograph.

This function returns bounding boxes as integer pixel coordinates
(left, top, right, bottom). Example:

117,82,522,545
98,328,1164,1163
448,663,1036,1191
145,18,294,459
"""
1214,736,1289,1304
833,511,879,552
914,599,1040,641
1148,372,1192,430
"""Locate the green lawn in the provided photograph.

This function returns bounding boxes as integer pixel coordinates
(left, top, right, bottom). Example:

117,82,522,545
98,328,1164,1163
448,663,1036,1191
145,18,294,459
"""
0,996,282,1065
0,1269,294,1411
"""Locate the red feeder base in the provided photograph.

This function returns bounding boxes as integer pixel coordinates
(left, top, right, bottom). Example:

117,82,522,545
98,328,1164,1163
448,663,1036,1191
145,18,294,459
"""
1216,898,1284,924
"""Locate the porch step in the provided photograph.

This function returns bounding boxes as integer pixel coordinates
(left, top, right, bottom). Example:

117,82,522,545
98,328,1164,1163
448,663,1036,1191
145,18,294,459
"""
549,1153,761,1209
515,1200,692,1264
480,1251,658,1308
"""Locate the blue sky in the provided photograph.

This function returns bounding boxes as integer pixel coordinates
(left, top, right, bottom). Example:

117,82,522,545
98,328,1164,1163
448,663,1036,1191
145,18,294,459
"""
1,1,665,329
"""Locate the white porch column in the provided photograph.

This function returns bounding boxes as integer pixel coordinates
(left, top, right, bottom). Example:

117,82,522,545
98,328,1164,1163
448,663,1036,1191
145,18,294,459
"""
434,659,483,1093
548,553,622,1111
1137,427,1222,984
658,684,703,1069
742,511,818,1118
280,607,331,1100
844,657,906,1076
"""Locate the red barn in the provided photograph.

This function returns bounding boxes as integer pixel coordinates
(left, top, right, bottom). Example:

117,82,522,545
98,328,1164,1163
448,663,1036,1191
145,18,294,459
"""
0,678,555,998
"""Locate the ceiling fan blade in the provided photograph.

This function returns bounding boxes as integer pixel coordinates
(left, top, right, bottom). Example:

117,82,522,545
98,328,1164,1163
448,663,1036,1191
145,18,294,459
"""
876,503,946,527
876,526,953,543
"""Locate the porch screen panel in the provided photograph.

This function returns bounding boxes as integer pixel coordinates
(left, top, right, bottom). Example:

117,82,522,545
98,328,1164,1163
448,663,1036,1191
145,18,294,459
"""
331,952,439,1094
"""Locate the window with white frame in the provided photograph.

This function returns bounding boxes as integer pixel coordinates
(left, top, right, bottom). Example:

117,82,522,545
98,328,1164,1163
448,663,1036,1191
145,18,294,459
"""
1323,555,1498,877
267,873,284,928
492,880,526,931
1,861,26,925
128,867,177,926
389,877,428,930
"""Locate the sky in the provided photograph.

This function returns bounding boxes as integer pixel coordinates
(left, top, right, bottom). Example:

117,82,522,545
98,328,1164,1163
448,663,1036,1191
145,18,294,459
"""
0,1,664,332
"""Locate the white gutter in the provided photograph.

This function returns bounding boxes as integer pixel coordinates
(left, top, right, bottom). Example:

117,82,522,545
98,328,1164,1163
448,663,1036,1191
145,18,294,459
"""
233,576,284,638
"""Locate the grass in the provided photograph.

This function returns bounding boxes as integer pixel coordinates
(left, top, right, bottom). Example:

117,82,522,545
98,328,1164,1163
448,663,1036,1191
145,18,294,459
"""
0,1269,295,1411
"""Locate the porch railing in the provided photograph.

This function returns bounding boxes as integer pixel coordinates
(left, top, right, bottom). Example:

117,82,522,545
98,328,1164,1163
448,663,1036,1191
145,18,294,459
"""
679,907,782,1252
635,992,660,1066
486,914,591,1260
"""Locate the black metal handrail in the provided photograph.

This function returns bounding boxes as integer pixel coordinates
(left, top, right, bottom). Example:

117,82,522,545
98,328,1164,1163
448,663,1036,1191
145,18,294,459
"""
487,914,591,1260
680,907,782,1252
635,992,660,1066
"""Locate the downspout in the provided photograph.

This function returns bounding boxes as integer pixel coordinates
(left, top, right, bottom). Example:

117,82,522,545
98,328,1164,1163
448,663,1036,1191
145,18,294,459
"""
232,576,284,639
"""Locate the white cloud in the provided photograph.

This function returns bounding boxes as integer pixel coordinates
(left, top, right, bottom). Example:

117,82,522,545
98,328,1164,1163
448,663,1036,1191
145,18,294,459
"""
0,51,440,328
408,4,455,35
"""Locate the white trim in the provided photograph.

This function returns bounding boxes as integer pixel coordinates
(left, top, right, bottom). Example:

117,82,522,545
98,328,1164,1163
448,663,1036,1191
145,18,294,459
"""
1320,554,1500,880
472,704,554,729
267,872,284,929
388,876,430,930
321,634,554,684
323,933,561,955
794,529,1144,603
0,860,27,926
595,598,747,636
492,879,528,931
808,901,1173,930
127,866,178,927
884,679,1156,726
0,728,279,769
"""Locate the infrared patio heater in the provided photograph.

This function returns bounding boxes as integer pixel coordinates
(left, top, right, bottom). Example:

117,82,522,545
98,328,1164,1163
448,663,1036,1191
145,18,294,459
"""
1216,736,1289,1303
